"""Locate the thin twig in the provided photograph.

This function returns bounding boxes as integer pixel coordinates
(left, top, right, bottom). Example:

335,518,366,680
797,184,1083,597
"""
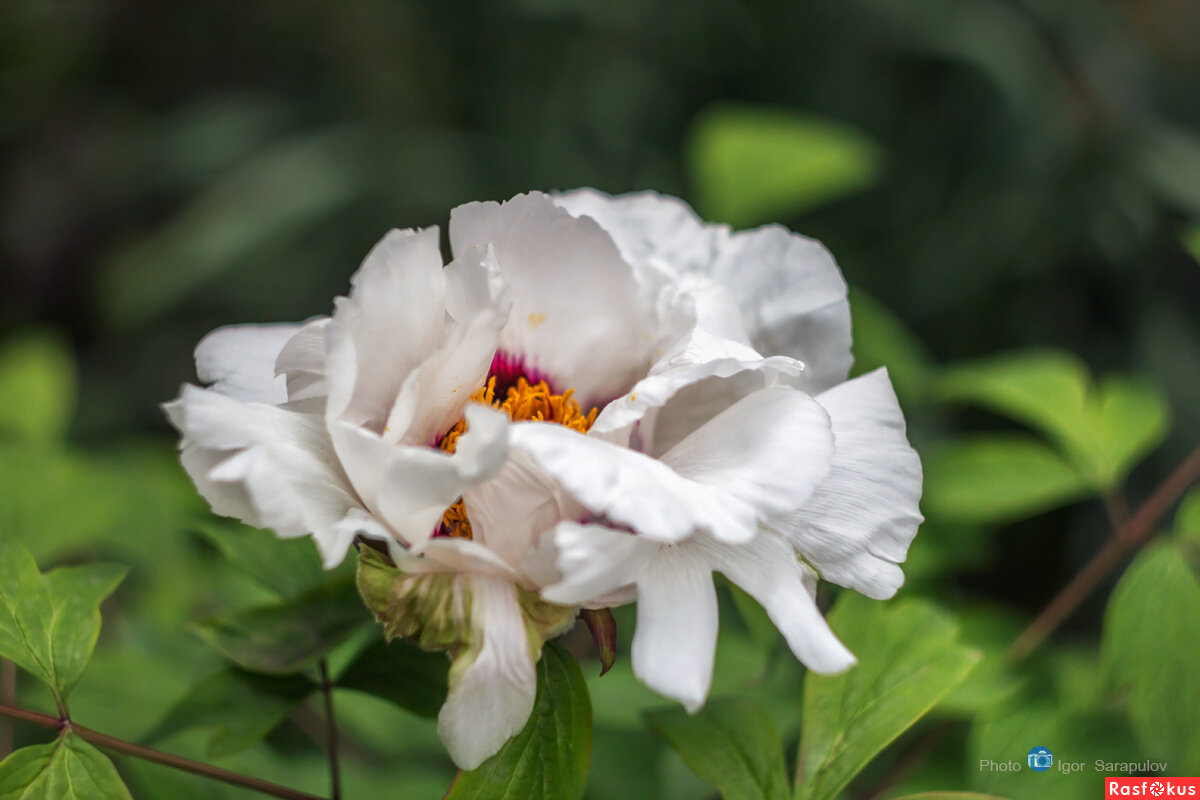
1009,443,1200,663
1,660,15,758
0,702,326,800
319,660,342,800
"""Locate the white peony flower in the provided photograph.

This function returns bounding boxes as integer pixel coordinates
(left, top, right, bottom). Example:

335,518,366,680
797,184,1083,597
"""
164,188,921,768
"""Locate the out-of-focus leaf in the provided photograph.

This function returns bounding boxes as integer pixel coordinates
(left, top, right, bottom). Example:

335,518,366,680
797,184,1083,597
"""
0,539,127,704
0,735,133,799
796,595,980,800
923,435,1091,523
937,351,1170,489
146,668,316,758
1102,543,1200,771
1175,489,1200,548
98,126,364,328
688,104,883,227
0,331,75,441
196,521,325,599
891,794,1012,800
446,641,592,800
1183,225,1200,265
646,697,789,800
336,638,448,718
938,605,1024,715
193,577,368,674
848,287,933,404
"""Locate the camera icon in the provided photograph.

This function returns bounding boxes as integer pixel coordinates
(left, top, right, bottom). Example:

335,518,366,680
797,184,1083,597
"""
1026,746,1053,772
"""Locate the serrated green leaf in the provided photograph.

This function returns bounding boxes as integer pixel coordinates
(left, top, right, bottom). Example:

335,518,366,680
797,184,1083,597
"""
645,697,788,800
336,637,448,718
446,641,592,800
146,668,316,758
923,435,1091,523
1101,543,1200,771
937,351,1170,489
796,595,980,800
196,521,325,599
0,539,126,704
688,104,883,227
0,332,75,441
193,577,368,674
0,735,133,799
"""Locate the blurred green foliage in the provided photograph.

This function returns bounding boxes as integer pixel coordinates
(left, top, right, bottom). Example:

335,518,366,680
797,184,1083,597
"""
2,0,1200,797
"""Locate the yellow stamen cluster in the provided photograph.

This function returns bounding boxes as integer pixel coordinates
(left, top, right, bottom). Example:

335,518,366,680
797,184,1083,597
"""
436,376,598,539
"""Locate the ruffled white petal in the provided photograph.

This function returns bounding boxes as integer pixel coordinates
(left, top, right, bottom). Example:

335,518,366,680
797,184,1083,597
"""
631,547,719,713
462,450,567,573
438,574,538,770
194,323,301,404
540,523,651,605
324,227,447,430
708,226,851,390
449,192,654,406
774,369,923,599
382,244,510,447
164,386,365,566
330,404,509,547
275,318,330,403
710,530,856,674
552,189,853,389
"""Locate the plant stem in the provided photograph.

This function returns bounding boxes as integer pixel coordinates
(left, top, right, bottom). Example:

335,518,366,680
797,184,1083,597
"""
319,660,342,800
0,702,326,800
1009,442,1200,663
1,660,14,758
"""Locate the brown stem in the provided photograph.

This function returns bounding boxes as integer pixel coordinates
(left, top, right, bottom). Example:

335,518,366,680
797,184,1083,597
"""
0,702,326,800
319,661,342,800
1009,443,1200,663
1,660,15,758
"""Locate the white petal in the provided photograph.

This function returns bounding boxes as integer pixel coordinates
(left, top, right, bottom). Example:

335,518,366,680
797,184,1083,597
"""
660,387,835,524
324,228,447,430
774,369,923,599
631,548,718,712
331,404,509,546
551,189,722,278
399,537,519,580
382,245,510,447
510,422,758,543
194,323,301,404
449,192,654,407
275,317,330,403
438,575,538,770
708,226,851,390
540,523,652,605
711,531,856,674
164,386,365,565
461,450,564,573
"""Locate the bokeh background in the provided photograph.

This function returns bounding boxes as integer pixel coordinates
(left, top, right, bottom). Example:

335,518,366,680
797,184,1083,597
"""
2,1,1199,798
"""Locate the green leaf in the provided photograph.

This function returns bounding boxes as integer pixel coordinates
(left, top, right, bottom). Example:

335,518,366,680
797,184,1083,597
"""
1183,224,1200,265
922,435,1091,523
937,351,1170,489
891,794,1012,800
336,637,448,718
688,104,883,227
196,521,325,599
796,595,980,800
98,127,364,329
848,287,933,404
0,539,127,704
0,735,133,799
1175,489,1200,548
0,332,75,441
645,697,789,800
192,577,368,674
146,668,316,757
446,641,592,800
1101,543,1200,771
